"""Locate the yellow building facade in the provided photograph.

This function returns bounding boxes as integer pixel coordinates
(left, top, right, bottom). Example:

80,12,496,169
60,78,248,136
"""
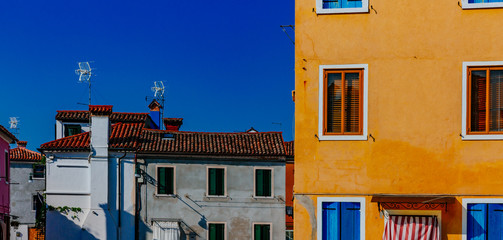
294,0,503,239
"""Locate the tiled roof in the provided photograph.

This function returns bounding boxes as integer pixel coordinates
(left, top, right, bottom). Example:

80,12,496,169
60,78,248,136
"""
0,125,17,143
139,130,286,157
56,111,149,123
10,146,42,162
40,123,143,151
89,105,113,115
284,141,294,157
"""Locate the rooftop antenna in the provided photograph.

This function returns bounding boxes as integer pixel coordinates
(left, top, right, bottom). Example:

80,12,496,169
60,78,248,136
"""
8,117,20,136
150,81,166,129
75,62,93,106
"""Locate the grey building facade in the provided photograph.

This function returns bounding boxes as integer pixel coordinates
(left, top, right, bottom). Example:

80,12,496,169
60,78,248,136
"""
136,126,288,240
9,141,44,240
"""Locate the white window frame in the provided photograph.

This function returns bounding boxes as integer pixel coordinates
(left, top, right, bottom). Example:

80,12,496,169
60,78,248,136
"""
462,198,503,240
253,167,274,198
252,222,273,240
316,0,369,14
462,61,503,140
206,166,227,197
317,197,366,240
155,165,176,196
384,210,441,237
207,222,227,240
318,64,368,141
461,0,503,9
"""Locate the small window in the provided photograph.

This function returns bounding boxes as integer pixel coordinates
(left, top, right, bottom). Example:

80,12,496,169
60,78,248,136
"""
255,169,272,197
253,223,271,240
33,165,45,179
208,223,225,240
286,230,294,240
207,167,225,196
319,65,368,141
32,195,37,211
64,124,82,137
316,0,368,14
462,0,503,9
157,166,175,195
467,203,503,239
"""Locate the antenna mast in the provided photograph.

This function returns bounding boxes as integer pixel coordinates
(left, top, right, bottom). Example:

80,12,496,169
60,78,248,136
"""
75,62,93,106
151,81,165,129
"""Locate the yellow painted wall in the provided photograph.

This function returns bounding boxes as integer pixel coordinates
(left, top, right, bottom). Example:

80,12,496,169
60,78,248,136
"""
294,0,503,239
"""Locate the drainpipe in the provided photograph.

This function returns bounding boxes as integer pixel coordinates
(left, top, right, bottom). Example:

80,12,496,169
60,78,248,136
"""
117,151,127,240
134,154,139,240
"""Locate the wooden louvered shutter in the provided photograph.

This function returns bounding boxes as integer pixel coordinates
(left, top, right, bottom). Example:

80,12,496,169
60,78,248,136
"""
344,72,360,133
326,72,342,133
489,70,503,131
263,170,271,197
340,202,360,239
470,70,487,132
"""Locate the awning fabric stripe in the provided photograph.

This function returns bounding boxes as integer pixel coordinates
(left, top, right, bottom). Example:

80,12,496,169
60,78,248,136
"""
382,215,439,240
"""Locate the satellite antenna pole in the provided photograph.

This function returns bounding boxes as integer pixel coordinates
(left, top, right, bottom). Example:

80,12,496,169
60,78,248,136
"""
151,81,166,130
8,117,20,137
75,62,93,106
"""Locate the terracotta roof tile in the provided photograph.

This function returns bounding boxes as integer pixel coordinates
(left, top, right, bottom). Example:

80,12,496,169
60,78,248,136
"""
40,123,143,151
139,130,286,157
10,146,42,162
284,141,294,157
163,118,183,131
89,105,113,115
56,111,149,123
0,125,18,143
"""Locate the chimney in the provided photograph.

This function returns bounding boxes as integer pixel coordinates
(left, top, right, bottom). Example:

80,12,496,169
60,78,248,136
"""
17,141,27,148
89,105,112,157
163,118,183,131
148,100,162,129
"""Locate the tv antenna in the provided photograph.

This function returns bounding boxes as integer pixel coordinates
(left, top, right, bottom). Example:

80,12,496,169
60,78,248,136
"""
147,81,166,129
280,25,295,45
9,117,20,136
75,62,93,106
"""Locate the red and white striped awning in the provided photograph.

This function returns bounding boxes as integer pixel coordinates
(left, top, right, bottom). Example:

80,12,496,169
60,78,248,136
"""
382,215,439,240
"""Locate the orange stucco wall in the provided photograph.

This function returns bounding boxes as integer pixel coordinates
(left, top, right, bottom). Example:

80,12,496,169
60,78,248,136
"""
294,0,503,239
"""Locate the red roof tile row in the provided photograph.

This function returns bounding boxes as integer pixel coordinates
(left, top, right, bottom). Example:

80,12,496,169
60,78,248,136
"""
89,105,113,115
10,146,42,162
41,124,289,157
56,111,149,123
284,141,294,157
0,125,18,143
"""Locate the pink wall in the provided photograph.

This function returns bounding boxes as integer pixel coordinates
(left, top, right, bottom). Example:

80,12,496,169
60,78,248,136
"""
0,138,9,216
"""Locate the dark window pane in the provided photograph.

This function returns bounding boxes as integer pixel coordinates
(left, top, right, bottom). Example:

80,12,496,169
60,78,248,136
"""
209,168,225,196
490,70,503,132
64,125,82,137
255,169,272,197
33,165,45,179
209,223,225,240
327,73,342,133
157,167,174,195
254,224,271,240
470,70,487,132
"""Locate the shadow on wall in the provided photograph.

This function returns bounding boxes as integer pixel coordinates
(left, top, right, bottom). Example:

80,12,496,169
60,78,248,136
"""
46,203,152,240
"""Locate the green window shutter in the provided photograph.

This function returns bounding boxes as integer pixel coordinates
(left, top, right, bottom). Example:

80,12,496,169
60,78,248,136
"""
256,170,264,196
216,168,224,195
264,170,271,197
254,225,261,240
158,168,166,194
209,168,217,195
254,224,270,240
209,224,216,240
166,167,174,194
209,223,224,240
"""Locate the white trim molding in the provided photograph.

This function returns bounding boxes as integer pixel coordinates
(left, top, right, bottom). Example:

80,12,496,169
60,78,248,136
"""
461,0,503,9
316,0,369,14
462,61,503,140
317,197,366,240
318,64,368,141
462,198,503,240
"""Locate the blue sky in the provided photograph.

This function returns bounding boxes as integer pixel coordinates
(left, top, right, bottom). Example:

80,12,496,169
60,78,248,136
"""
0,0,294,150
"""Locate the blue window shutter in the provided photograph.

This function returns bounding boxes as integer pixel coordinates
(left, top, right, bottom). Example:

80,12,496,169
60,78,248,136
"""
467,203,487,240
341,202,360,240
322,202,340,240
488,204,503,240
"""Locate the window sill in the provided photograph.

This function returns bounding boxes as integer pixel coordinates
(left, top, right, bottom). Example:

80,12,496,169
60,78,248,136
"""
316,7,369,14
462,134,503,140
318,134,368,141
461,2,503,9
204,196,229,202
155,194,177,198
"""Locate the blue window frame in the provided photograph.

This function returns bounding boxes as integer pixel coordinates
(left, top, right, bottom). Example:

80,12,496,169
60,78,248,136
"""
468,0,503,3
467,203,503,239
322,202,361,240
323,0,362,9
